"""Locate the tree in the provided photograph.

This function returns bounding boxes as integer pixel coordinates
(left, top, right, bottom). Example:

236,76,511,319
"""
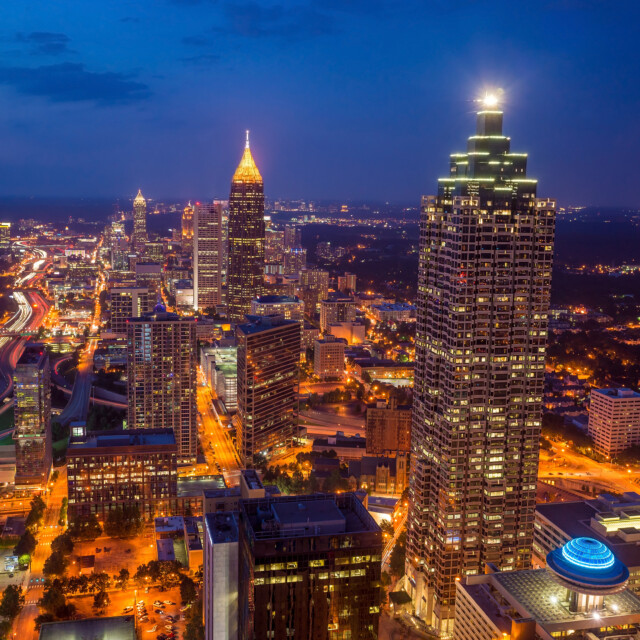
14,530,36,557
25,495,46,531
180,575,197,605
18,554,31,568
68,513,102,541
93,590,110,612
43,551,69,577
0,584,25,619
389,531,407,576
183,597,205,640
34,614,55,630
115,568,130,590
323,469,350,493
39,582,66,615
51,532,74,556
105,505,143,538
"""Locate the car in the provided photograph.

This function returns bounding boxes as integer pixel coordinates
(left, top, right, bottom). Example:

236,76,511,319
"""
164,600,175,605
123,606,133,613
8,573,13,578
154,601,163,607
165,625,174,631
145,587,150,593
155,609,163,615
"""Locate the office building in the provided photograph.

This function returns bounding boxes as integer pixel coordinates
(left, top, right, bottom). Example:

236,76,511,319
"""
298,268,330,315
588,388,640,456
366,397,411,455
265,228,285,265
371,302,416,323
0,222,10,246
283,247,307,276
454,537,640,640
406,98,556,633
13,344,51,486
250,295,304,322
534,492,640,594
313,335,345,381
66,428,178,520
236,315,300,466
109,286,153,335
132,189,147,254
127,304,198,461
228,132,265,323
319,296,356,332
203,493,381,640
39,616,136,640
135,261,163,294
283,224,301,250
328,320,366,345
194,201,224,311
337,272,356,293
182,202,194,241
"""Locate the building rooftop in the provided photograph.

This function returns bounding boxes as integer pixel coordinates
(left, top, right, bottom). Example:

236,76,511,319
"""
68,428,176,450
592,388,640,399
537,493,640,569
17,344,46,367
177,475,226,498
255,295,301,304
205,512,239,545
242,493,379,541
39,615,136,640
237,314,298,335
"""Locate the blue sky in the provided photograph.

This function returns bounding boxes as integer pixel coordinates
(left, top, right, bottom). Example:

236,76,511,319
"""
0,0,638,205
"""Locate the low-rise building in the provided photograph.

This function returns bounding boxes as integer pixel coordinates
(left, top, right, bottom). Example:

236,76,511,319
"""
312,431,366,460
250,295,304,322
371,302,416,323
348,453,408,495
328,321,366,345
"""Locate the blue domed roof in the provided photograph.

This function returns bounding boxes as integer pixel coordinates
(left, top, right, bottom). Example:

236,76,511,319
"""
546,537,629,594
561,537,615,570
154,301,166,313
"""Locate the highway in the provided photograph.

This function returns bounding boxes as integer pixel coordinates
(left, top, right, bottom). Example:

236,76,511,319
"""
57,337,97,425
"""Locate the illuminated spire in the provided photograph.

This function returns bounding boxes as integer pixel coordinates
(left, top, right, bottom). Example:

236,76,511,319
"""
134,189,146,205
232,131,263,184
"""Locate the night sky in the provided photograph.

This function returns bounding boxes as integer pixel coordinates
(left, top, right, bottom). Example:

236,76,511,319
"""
1,1,639,206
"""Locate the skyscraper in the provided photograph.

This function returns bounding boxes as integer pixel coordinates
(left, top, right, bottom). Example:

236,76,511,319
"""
227,132,265,323
406,95,556,633
182,202,194,242
127,303,197,461
132,189,148,254
194,201,223,312
236,315,300,466
13,344,51,486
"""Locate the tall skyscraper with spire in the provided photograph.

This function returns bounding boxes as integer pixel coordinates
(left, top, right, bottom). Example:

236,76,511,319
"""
133,189,148,254
227,131,265,323
405,95,556,634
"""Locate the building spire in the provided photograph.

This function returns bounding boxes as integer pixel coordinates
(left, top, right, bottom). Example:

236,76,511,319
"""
232,131,263,184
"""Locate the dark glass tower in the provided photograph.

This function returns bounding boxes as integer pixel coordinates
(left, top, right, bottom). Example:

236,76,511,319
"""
405,98,556,634
228,132,265,323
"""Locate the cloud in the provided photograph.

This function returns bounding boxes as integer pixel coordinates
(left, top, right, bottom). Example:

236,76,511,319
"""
16,32,73,56
180,53,221,66
0,63,151,105
221,2,334,39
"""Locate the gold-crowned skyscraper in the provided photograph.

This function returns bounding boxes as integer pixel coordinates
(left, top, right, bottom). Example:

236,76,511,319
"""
133,189,148,254
227,131,265,323
405,95,556,634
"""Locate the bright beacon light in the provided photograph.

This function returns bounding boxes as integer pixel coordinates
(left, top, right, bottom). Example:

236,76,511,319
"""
483,93,499,108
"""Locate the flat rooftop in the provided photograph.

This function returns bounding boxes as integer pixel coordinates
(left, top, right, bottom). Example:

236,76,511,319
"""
17,344,46,367
177,475,225,497
255,295,300,304
69,428,176,450
237,314,298,335
242,493,379,540
205,512,239,545
39,615,136,640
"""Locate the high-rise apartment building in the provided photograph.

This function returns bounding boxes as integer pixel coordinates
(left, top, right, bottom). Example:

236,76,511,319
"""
204,493,382,640
110,286,153,335
283,224,301,250
127,304,197,461
283,247,307,276
337,272,357,294
182,202,194,242
0,222,10,246
228,132,265,323
236,315,300,466
194,201,224,311
298,268,330,315
313,335,345,381
587,388,640,456
319,296,356,332
13,344,51,486
406,97,556,633
132,189,147,254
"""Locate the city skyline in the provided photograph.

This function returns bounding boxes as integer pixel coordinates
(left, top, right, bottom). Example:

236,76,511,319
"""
1,2,640,205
